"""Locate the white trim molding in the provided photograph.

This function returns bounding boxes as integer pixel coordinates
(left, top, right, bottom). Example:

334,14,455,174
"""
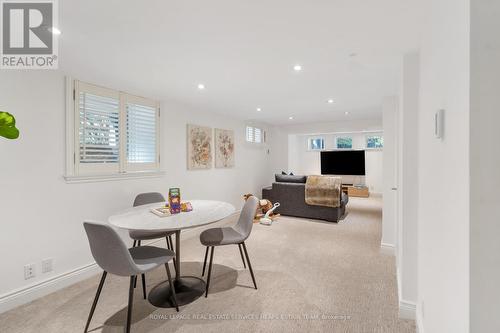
64,170,165,184
0,262,100,314
380,242,396,256
399,299,417,320
396,268,417,320
416,305,425,333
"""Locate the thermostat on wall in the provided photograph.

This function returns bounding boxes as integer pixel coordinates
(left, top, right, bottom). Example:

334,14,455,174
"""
434,109,444,139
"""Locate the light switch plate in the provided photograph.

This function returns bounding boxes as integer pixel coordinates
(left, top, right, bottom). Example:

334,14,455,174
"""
42,258,53,273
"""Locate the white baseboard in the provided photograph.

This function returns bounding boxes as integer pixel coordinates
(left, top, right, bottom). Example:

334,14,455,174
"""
0,262,101,314
416,306,424,333
380,242,396,256
0,213,240,314
399,299,417,320
396,268,416,320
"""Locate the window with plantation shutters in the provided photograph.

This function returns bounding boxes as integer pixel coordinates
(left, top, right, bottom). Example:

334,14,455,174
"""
246,126,264,143
68,80,160,180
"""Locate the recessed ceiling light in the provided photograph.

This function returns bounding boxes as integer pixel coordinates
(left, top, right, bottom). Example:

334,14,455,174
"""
48,27,61,35
293,64,302,71
197,83,205,90
256,107,262,112
289,116,294,120
327,99,334,104
344,111,349,115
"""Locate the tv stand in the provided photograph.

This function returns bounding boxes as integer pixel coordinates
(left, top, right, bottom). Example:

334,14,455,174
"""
341,184,369,198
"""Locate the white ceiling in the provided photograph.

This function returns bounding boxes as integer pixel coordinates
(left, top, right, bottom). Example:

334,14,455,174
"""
59,0,423,125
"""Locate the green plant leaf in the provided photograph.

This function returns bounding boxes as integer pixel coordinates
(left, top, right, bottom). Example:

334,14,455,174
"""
0,111,20,139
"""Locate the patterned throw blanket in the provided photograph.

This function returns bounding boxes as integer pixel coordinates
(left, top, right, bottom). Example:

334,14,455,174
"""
305,175,342,207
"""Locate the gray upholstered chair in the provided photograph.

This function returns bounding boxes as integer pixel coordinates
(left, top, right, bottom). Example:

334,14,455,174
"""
130,192,176,299
83,221,178,333
200,195,259,297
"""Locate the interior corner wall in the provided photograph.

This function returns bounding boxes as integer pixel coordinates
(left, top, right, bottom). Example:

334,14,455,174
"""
397,52,419,308
382,96,399,248
267,126,289,185
417,0,470,332
0,71,271,312
470,1,500,332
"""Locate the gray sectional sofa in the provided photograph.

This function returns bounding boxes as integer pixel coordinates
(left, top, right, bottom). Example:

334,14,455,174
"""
262,174,348,222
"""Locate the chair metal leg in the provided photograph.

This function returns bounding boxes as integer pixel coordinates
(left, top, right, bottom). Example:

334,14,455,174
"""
202,246,209,276
126,276,135,333
84,271,107,333
205,246,215,297
141,274,147,299
241,242,257,289
238,244,246,269
164,263,179,312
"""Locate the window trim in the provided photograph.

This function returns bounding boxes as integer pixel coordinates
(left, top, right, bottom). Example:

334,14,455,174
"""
307,136,325,151
65,77,162,183
335,136,353,149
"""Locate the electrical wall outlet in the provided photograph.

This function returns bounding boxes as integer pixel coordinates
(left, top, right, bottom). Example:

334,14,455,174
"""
41,258,53,273
24,263,36,280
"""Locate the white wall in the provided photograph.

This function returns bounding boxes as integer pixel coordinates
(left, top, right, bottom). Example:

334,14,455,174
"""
267,126,289,185
417,0,470,332
280,118,383,136
470,1,500,331
287,132,383,194
382,96,399,249
0,71,271,312
397,52,420,318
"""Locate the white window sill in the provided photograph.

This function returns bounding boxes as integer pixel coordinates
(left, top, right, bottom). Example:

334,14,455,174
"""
64,171,165,184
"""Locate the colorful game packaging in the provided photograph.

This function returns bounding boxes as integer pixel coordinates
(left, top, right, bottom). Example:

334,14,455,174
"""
168,188,181,214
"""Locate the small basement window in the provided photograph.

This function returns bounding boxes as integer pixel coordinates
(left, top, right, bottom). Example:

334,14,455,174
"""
308,137,325,151
336,136,353,149
246,126,264,143
366,135,384,149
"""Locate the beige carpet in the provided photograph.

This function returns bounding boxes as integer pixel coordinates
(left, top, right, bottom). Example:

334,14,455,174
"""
0,197,415,333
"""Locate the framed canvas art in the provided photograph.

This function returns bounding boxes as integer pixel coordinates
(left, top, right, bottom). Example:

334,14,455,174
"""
214,128,235,168
187,124,212,169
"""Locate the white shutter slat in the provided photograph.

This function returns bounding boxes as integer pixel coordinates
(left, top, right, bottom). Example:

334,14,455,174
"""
254,128,262,143
246,126,254,142
127,102,157,164
79,92,120,164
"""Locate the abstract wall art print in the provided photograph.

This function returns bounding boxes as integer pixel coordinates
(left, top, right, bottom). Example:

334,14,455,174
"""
214,128,235,168
187,124,212,169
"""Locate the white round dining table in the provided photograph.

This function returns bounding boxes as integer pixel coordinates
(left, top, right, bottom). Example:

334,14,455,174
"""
108,199,235,308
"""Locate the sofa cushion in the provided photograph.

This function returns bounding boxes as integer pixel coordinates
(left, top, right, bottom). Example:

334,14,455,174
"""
275,174,307,183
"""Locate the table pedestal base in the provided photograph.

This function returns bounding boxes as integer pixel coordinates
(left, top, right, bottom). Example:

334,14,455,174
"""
148,276,206,308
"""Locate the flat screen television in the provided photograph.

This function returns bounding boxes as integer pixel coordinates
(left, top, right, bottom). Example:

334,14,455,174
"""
320,150,366,175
